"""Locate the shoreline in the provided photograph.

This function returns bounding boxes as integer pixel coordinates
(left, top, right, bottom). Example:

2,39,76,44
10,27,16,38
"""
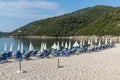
10,35,120,42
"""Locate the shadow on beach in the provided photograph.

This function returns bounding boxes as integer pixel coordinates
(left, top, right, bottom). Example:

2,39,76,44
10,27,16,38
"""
58,66,64,68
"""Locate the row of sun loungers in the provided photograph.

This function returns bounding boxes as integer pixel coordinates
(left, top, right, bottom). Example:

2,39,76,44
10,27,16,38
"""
0,41,115,63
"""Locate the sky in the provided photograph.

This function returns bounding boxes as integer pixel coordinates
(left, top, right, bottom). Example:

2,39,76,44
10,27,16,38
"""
0,0,120,32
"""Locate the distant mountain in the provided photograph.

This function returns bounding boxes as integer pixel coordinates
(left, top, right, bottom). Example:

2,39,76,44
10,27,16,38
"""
12,5,120,36
0,32,9,37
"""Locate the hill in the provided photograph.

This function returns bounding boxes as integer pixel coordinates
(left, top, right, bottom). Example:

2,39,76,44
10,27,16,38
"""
0,32,9,37
12,5,120,37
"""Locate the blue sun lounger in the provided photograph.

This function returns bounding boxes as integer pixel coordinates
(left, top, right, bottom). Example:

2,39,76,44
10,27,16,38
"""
60,50,70,56
32,50,38,56
39,53,45,58
39,50,50,58
53,51,60,57
50,49,60,57
7,51,12,58
24,51,33,59
88,47,96,52
15,51,22,59
79,48,88,53
44,50,51,57
1,52,7,61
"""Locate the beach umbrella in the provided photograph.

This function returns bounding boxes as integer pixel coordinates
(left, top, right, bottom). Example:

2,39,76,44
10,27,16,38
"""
29,42,34,51
68,41,71,50
65,42,68,49
90,40,93,47
51,42,57,49
29,42,32,51
80,40,82,46
7,43,13,58
79,40,82,48
61,41,64,47
4,43,7,52
105,39,108,45
88,40,91,44
95,38,97,43
21,42,23,53
82,40,85,46
73,41,79,47
31,43,34,51
110,38,112,44
9,43,13,52
40,43,44,53
57,42,60,50
17,43,20,51
98,40,101,46
43,42,47,50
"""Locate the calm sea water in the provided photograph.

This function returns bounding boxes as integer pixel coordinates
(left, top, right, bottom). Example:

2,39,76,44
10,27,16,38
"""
0,37,75,53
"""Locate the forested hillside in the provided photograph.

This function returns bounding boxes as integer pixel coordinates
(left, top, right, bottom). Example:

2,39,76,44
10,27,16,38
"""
12,5,120,36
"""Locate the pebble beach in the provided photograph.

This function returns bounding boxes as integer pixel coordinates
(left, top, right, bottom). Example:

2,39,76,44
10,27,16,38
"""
0,44,120,80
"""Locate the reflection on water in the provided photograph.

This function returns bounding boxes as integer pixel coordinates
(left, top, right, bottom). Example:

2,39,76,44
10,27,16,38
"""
0,37,75,53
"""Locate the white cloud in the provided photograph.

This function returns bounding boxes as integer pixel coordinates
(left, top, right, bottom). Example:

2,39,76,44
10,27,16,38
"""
0,0,58,10
0,0,64,19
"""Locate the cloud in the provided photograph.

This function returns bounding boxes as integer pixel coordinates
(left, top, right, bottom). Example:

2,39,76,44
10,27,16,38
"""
0,0,64,19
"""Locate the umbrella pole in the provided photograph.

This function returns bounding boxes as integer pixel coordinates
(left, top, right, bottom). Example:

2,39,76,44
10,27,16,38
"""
58,58,59,68
17,59,22,73
19,59,21,71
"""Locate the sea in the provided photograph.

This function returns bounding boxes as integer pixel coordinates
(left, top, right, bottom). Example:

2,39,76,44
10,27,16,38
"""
0,37,75,53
